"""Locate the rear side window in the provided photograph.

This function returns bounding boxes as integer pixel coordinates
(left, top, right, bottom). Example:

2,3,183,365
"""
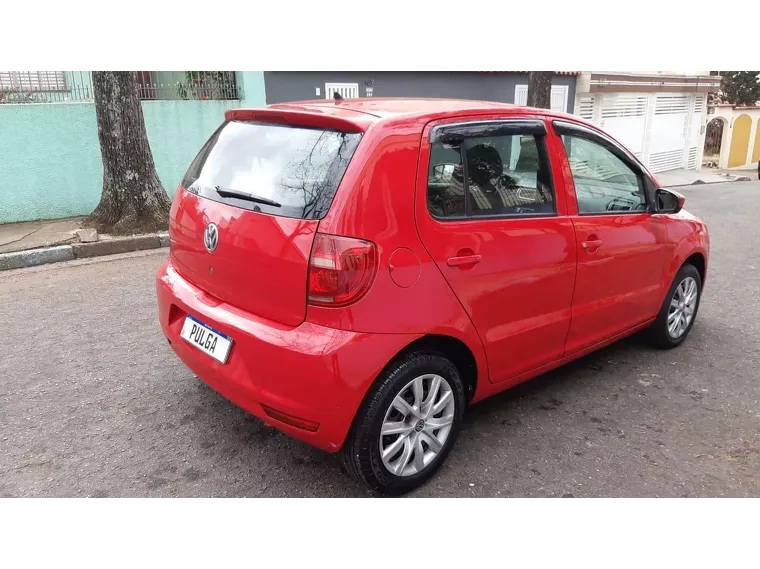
427,128,555,219
182,120,362,220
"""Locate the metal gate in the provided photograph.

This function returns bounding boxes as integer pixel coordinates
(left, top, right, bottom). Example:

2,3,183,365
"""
703,117,724,158
648,95,690,172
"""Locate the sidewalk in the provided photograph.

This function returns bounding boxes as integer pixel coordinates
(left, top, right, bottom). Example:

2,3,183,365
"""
0,217,168,271
0,217,83,254
655,168,755,188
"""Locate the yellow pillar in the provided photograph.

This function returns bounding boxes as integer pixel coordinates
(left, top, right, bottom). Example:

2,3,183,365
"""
752,119,760,163
728,114,752,168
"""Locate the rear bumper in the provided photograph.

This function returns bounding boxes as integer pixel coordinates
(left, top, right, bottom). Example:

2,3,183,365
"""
156,259,419,452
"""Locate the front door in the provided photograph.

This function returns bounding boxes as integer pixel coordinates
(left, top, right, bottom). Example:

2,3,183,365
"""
416,118,577,385
554,123,672,354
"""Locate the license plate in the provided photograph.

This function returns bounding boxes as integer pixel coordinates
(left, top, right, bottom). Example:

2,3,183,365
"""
179,315,233,364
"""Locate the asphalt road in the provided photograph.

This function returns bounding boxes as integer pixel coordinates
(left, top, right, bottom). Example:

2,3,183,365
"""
2,181,759,497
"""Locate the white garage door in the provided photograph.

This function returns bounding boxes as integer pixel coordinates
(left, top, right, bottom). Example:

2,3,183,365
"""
598,94,648,159
648,95,690,172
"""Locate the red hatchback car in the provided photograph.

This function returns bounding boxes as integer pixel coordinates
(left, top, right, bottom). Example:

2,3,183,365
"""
156,98,709,494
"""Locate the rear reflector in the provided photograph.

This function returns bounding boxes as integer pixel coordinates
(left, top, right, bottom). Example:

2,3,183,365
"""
261,405,320,432
307,233,378,307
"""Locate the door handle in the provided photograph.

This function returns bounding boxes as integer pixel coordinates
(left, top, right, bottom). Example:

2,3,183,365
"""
447,254,482,267
582,239,602,251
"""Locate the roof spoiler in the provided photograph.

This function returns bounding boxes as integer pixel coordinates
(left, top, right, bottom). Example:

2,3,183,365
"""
225,108,367,133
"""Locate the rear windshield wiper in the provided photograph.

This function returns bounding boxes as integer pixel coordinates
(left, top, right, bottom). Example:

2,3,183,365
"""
214,186,282,208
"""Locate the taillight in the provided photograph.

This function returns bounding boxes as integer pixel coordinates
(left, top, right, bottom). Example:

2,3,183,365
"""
307,233,378,307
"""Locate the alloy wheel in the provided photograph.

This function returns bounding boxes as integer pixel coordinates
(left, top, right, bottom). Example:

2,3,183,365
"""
379,374,456,477
667,276,698,338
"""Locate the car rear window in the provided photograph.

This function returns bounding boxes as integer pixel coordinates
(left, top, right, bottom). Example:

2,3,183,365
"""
181,120,362,220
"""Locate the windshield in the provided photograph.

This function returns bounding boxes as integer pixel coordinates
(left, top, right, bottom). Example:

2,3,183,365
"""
181,120,362,220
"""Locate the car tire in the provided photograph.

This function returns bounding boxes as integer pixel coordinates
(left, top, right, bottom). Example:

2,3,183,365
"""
339,351,466,496
647,263,702,349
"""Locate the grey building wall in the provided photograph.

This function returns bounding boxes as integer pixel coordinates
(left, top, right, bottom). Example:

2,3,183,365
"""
263,72,577,113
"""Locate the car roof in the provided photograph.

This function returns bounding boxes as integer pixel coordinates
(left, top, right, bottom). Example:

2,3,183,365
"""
271,97,517,118
226,97,590,135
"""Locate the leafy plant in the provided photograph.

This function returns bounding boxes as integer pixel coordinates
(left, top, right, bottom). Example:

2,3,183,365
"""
175,72,236,100
0,89,40,104
719,72,760,106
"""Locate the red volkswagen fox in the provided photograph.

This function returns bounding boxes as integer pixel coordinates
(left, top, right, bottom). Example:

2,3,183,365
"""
156,98,709,494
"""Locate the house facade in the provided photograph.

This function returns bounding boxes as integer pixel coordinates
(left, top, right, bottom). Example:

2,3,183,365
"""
572,71,721,173
263,71,579,114
262,71,722,175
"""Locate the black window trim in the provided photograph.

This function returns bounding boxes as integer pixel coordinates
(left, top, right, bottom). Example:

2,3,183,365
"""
431,119,547,144
552,119,657,216
427,119,558,222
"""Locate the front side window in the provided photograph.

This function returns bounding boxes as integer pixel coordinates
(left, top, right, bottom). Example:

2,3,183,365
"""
561,135,647,214
427,128,555,219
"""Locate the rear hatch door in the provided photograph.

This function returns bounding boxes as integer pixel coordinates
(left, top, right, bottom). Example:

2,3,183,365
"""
169,118,363,326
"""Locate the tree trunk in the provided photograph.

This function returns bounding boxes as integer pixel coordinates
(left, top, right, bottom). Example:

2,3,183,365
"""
86,71,171,235
527,71,553,109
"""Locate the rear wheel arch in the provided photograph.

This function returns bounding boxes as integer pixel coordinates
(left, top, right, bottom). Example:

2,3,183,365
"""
339,349,467,494
344,334,479,450
390,335,478,402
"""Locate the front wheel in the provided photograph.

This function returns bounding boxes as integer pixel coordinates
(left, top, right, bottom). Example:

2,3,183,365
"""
647,263,702,349
339,352,466,495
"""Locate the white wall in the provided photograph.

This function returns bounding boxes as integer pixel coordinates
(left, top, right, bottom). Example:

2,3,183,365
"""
707,106,760,169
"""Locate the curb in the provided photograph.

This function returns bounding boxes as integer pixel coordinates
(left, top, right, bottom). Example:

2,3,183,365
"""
0,232,169,272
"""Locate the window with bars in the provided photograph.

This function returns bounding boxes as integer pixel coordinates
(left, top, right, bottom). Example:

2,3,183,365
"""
0,71,67,91
325,83,359,99
0,71,71,103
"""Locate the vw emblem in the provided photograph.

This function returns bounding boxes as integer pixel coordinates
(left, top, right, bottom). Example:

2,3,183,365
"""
204,223,219,253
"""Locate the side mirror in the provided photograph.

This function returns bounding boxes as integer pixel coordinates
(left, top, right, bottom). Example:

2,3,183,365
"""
655,188,685,214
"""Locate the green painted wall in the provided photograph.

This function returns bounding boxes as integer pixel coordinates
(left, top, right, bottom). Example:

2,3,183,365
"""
142,100,239,193
0,103,102,223
0,72,266,224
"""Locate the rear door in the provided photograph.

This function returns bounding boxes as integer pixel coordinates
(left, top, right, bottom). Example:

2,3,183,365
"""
169,119,362,326
552,120,673,354
416,117,577,385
